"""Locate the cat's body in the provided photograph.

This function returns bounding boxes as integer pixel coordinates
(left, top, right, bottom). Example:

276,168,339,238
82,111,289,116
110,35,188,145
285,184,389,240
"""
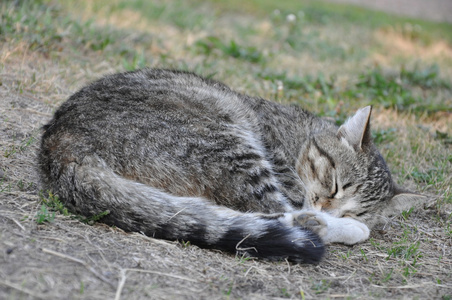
39,69,421,263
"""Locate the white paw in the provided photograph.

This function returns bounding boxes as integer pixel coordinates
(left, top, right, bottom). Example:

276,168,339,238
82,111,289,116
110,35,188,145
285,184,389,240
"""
323,216,370,245
290,210,370,245
288,210,370,245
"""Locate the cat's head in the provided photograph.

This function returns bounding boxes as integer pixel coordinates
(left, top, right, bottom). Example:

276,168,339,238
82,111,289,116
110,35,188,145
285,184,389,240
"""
296,106,425,228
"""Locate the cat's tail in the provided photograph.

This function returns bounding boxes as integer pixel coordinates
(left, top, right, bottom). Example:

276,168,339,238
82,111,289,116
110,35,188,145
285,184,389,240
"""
43,155,324,263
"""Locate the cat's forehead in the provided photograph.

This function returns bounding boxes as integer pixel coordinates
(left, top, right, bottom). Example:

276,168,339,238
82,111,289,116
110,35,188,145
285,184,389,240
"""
306,133,389,183
310,133,358,159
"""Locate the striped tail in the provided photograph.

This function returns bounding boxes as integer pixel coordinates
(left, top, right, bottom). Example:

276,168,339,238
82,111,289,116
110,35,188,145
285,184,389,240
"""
43,155,324,263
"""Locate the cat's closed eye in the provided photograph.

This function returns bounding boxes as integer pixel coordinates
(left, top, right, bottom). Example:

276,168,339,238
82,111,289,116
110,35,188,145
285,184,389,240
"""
342,182,352,190
344,211,367,218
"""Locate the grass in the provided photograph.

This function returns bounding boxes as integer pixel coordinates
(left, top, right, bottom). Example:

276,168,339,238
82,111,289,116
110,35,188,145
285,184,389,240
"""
203,0,452,44
35,204,55,224
38,191,110,225
0,0,451,299
3,133,36,158
195,36,266,63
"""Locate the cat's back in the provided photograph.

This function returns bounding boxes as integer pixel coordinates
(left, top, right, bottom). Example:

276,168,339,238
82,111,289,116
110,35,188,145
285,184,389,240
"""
51,69,248,126
40,69,269,199
43,69,262,146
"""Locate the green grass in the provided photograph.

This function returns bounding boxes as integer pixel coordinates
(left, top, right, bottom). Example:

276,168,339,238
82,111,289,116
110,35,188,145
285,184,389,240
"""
36,204,55,224
256,64,450,116
38,191,110,225
355,65,451,113
203,0,452,44
3,135,36,158
0,0,153,71
311,279,330,295
39,191,70,217
9,0,447,112
195,36,266,64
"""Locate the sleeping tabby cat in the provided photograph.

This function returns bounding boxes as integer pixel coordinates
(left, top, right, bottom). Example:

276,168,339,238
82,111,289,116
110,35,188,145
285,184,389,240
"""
39,69,423,263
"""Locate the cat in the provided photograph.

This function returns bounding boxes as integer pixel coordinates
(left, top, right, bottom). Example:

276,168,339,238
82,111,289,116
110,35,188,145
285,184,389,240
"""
38,68,423,263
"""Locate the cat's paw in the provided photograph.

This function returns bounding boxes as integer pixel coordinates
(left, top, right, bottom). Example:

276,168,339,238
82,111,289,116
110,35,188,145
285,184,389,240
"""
291,211,370,245
336,218,370,245
294,211,328,238
323,217,370,245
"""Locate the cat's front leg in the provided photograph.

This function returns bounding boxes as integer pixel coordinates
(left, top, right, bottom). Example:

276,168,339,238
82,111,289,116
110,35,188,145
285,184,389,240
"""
293,211,370,245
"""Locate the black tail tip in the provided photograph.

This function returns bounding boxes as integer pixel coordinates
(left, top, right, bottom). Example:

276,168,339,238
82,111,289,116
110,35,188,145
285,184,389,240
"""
218,224,325,264
247,228,325,264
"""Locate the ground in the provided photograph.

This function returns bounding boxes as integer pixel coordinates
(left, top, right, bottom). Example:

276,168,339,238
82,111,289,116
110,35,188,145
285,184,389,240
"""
1,0,451,299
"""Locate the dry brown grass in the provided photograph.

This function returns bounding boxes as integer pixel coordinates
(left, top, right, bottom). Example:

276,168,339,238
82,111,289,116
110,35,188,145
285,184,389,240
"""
1,0,451,299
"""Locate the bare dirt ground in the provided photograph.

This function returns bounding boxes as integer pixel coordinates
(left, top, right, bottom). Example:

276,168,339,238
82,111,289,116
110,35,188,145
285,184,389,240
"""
1,0,451,299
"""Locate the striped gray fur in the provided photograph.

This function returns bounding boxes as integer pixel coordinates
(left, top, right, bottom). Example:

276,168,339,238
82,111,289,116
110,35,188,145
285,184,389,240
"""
39,69,423,263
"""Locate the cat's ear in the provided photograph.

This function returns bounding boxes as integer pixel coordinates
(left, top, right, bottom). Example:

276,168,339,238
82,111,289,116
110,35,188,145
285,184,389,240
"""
337,106,372,151
382,185,427,217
